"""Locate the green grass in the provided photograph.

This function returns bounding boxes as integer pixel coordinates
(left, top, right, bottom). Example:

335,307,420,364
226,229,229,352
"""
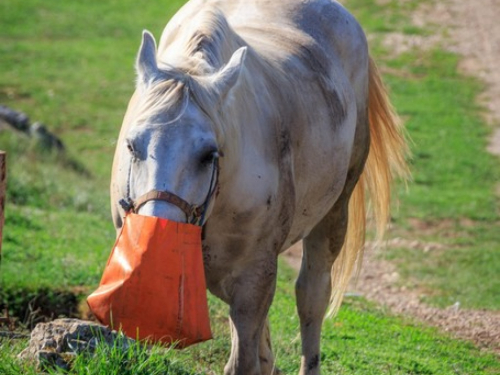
0,335,197,375
383,48,500,308
0,0,186,321
342,0,431,35
344,0,500,310
271,266,499,374
0,0,499,373
2,264,499,374
388,49,499,221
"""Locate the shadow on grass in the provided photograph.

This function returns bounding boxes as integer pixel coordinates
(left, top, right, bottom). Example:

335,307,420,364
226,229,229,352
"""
0,287,81,330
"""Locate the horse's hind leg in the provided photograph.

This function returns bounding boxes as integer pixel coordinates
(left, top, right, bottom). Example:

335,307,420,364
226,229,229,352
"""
295,198,350,375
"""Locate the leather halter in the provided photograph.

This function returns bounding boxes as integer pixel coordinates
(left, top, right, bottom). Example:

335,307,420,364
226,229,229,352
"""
119,157,220,225
131,190,203,219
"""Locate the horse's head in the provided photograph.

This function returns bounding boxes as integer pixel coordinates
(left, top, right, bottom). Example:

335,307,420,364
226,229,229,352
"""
119,31,247,224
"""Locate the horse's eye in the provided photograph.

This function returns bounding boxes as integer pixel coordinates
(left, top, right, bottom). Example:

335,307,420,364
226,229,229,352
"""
125,139,137,159
200,150,219,165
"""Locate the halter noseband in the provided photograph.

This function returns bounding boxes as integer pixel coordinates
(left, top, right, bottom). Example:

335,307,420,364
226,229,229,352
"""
119,156,220,226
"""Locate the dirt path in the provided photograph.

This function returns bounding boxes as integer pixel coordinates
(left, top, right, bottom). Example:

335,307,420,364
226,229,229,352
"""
284,0,500,356
283,240,500,355
353,242,500,355
415,0,500,155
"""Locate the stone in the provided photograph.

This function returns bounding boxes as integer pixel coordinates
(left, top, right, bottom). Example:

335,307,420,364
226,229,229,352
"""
0,105,30,132
29,122,65,152
18,318,134,371
0,105,65,152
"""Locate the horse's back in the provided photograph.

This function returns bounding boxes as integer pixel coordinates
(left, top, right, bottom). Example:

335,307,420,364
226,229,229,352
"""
160,0,368,75
160,0,369,131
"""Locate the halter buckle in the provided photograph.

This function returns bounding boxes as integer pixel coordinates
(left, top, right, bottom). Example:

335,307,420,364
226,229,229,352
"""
119,198,135,213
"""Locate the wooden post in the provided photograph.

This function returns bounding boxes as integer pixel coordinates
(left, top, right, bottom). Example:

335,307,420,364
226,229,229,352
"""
0,151,5,259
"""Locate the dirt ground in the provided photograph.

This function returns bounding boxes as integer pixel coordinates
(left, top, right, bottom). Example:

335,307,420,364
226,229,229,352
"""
284,0,500,356
413,0,500,156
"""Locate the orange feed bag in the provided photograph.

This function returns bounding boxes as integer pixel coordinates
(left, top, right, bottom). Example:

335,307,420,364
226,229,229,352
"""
87,213,212,348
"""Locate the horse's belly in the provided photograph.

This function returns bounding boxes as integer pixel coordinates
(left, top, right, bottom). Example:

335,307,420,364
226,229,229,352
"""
283,158,349,249
283,93,358,249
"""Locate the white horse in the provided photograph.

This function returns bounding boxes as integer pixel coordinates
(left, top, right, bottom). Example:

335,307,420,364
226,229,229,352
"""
110,0,408,374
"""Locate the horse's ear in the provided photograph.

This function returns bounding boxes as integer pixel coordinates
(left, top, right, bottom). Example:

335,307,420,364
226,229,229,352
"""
136,30,159,86
212,47,247,98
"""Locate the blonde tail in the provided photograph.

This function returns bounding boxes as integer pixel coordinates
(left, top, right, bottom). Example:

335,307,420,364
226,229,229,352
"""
328,57,410,316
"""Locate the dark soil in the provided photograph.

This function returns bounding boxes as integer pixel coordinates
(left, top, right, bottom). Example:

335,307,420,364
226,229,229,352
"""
0,287,82,330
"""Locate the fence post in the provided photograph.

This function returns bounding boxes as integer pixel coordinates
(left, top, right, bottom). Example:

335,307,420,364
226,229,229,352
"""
0,151,5,260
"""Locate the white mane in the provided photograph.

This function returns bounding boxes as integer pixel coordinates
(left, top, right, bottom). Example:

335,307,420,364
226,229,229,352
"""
135,9,248,154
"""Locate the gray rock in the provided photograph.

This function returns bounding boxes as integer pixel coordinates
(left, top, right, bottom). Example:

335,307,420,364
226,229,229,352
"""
29,122,65,152
0,105,30,132
18,318,135,371
0,105,65,152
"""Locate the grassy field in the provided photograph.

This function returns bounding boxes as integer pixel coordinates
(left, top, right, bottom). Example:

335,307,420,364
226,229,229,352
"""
0,0,186,320
345,0,500,310
2,265,499,374
0,0,499,373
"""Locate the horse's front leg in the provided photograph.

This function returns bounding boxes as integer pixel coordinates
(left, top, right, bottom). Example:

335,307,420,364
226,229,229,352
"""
259,317,281,375
223,252,278,375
